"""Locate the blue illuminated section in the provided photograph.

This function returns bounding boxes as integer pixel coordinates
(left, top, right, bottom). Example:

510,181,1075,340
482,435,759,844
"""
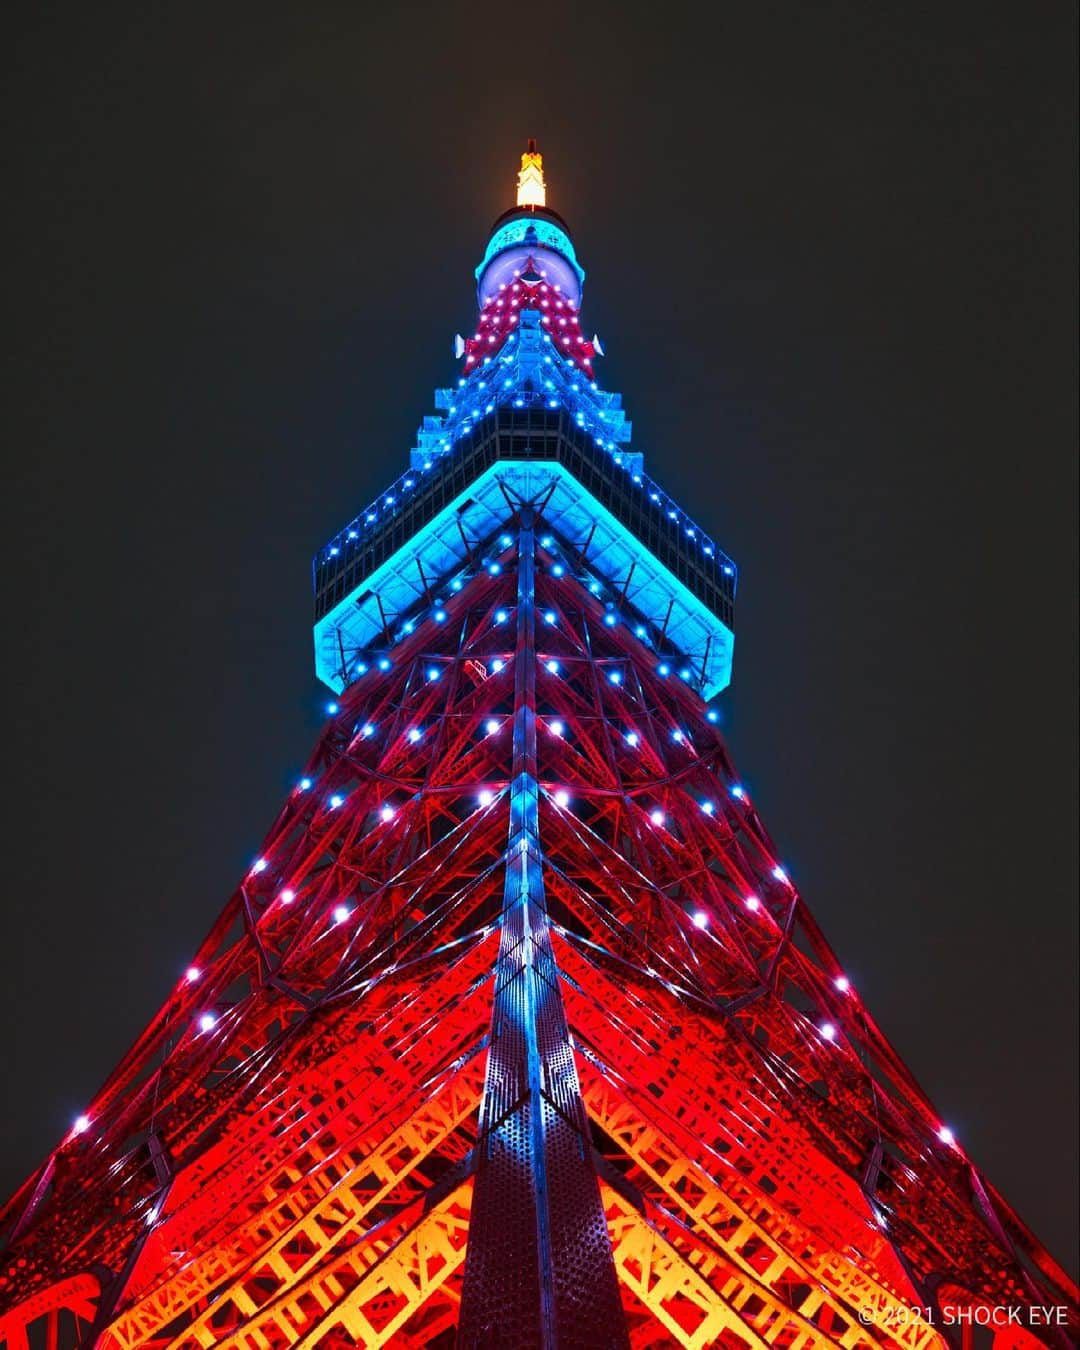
316,313,734,584
313,458,734,700
313,295,739,701
417,311,628,462
476,215,584,289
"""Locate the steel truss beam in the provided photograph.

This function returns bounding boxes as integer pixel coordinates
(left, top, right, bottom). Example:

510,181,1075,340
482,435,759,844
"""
0,516,1075,1350
457,513,627,1348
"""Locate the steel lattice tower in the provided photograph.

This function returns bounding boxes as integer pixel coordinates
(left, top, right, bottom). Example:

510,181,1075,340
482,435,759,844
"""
0,145,1076,1350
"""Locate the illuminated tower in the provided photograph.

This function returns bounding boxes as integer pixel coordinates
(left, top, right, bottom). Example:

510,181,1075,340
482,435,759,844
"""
0,145,1076,1350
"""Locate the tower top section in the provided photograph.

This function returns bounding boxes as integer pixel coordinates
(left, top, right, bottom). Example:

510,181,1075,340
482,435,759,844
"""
312,142,738,700
475,142,584,310
516,139,546,207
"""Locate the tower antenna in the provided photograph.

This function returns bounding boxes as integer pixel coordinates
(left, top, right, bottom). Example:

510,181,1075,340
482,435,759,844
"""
516,138,546,208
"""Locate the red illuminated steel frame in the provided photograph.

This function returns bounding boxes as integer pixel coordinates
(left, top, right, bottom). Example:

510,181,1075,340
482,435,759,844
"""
0,501,1076,1349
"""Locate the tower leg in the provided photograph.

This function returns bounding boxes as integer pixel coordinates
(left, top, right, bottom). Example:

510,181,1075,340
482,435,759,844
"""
457,512,628,1349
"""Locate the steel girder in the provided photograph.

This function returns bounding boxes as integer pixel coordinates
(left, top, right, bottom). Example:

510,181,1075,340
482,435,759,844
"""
1,511,1076,1350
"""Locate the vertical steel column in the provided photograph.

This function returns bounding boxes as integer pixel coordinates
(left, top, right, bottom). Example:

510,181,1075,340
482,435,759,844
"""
458,511,628,1349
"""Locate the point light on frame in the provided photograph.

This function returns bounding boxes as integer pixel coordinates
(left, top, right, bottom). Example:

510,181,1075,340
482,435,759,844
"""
692,911,709,929
554,789,570,809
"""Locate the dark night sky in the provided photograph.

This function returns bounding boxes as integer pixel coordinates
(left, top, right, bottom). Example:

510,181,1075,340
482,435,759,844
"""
3,4,1077,1274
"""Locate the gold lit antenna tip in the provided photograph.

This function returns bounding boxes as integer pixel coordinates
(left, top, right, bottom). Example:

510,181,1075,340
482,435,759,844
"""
517,140,546,209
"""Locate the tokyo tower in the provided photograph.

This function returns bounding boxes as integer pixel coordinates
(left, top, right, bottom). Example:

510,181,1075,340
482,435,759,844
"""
0,144,1076,1350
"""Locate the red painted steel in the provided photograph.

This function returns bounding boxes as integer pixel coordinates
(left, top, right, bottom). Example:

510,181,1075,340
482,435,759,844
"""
464,271,596,376
0,524,1076,1350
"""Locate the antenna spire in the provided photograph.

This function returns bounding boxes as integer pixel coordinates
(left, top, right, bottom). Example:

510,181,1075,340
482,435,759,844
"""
516,139,546,208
